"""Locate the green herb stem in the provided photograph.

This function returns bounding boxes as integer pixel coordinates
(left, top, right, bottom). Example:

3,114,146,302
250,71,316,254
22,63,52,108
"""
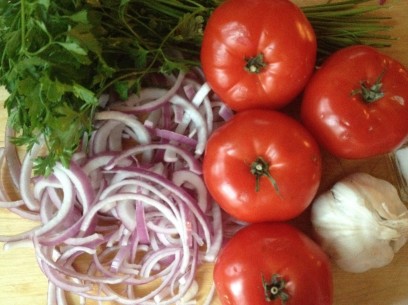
302,0,394,60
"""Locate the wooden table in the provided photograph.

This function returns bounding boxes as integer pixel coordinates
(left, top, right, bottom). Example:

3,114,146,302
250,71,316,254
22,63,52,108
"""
1,1,408,304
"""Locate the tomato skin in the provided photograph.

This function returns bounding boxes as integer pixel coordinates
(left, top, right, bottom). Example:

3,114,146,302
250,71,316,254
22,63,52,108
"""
301,45,408,159
200,0,317,112
202,110,321,223
214,222,333,305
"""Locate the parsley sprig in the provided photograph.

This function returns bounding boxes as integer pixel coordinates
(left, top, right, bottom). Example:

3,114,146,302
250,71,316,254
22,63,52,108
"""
0,0,393,176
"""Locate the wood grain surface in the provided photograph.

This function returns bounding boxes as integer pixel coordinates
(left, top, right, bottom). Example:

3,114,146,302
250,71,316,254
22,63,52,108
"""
1,1,407,304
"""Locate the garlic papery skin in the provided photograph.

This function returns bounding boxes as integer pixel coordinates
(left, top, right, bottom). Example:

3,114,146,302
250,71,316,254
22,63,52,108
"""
311,172,408,273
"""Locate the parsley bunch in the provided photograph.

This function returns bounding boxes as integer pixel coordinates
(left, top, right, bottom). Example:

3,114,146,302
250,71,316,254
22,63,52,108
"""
0,0,215,176
0,0,392,176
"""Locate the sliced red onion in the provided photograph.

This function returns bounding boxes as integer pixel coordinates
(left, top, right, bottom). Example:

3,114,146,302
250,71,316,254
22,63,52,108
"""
91,120,124,155
94,111,152,162
80,193,180,236
172,169,211,212
19,139,43,211
0,227,37,243
185,80,214,133
105,143,202,174
110,71,186,113
145,125,198,147
0,68,240,305
168,94,208,156
106,168,213,248
34,166,75,237
7,207,41,221
64,233,105,246
0,199,25,208
54,162,95,214
94,111,150,145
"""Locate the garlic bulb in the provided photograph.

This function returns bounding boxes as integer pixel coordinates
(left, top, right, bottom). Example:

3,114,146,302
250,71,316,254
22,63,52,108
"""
311,172,408,273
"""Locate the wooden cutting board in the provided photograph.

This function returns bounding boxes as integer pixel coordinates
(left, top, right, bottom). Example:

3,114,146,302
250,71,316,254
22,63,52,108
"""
1,1,408,304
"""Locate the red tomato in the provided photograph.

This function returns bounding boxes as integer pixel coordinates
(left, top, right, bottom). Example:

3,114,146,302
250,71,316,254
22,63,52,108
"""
200,0,317,112
214,222,333,305
301,45,408,159
202,110,321,223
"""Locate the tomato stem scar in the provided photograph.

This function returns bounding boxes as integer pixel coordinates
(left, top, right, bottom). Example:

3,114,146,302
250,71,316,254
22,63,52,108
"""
250,157,280,194
351,70,386,103
262,273,290,304
244,53,267,73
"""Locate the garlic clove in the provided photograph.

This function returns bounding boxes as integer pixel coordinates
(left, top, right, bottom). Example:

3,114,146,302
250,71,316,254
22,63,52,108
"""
345,172,408,218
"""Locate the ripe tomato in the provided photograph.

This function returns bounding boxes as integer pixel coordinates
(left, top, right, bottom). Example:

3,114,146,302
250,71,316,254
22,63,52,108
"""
213,222,333,305
200,0,317,112
301,45,408,159
202,109,321,223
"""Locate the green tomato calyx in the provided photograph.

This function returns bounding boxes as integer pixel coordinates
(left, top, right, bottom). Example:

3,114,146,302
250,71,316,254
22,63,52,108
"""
245,53,267,73
352,70,386,103
262,273,290,304
250,157,280,194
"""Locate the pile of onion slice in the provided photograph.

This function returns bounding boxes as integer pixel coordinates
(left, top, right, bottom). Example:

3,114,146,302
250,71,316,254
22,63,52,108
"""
0,69,237,305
